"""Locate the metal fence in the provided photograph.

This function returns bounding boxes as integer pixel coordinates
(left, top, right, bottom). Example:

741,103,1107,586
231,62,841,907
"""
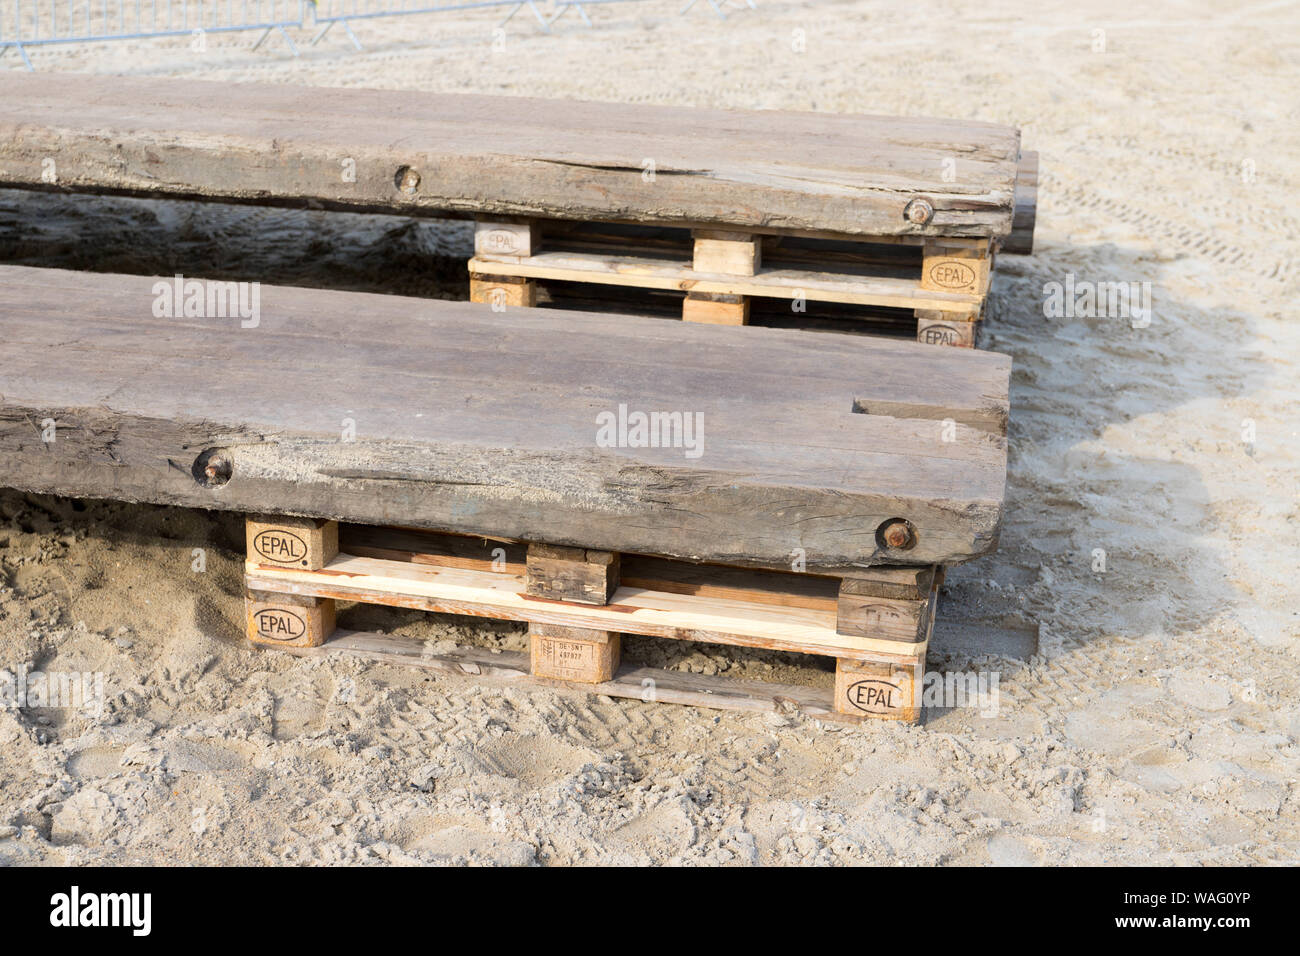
0,0,305,67
308,0,541,49
0,0,750,67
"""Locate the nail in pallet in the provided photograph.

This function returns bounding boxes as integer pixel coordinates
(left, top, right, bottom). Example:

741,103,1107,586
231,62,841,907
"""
244,517,942,724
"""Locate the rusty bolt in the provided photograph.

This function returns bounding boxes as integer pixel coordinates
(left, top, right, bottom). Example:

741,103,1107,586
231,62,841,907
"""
879,519,915,550
395,166,421,197
904,198,934,226
203,455,232,486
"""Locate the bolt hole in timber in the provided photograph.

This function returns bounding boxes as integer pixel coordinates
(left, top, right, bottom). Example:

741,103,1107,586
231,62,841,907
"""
876,518,917,551
394,165,421,196
192,448,233,488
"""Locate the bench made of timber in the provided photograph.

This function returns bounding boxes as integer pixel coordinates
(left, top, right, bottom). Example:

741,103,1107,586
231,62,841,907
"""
0,74,1037,345
0,265,1010,722
0,265,1009,572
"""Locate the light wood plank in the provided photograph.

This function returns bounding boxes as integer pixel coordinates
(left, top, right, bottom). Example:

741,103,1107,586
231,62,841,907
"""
244,553,930,661
469,251,984,313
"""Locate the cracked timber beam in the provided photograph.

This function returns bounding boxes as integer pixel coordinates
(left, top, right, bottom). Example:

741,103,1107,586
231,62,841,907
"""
0,74,1021,240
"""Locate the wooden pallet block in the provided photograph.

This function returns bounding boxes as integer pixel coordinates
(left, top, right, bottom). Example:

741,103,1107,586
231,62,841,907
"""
246,515,338,569
529,623,621,682
525,543,620,604
244,519,937,723
919,239,992,297
684,231,761,325
835,656,925,722
469,273,537,310
915,308,981,348
682,292,750,326
246,590,336,648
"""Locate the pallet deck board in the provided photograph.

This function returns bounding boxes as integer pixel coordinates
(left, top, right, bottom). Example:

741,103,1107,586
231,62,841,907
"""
245,551,927,660
469,251,985,313
0,74,1021,239
0,265,1010,572
339,526,842,610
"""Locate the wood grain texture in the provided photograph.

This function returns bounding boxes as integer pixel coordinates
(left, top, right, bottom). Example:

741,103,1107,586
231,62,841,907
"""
0,265,1009,571
467,251,985,312
529,623,620,683
0,74,1020,239
244,552,931,660
1004,151,1039,255
526,544,620,605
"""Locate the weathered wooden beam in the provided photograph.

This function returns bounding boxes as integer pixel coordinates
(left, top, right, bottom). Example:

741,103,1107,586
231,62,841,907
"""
0,74,1021,240
0,265,1010,573
1003,151,1039,255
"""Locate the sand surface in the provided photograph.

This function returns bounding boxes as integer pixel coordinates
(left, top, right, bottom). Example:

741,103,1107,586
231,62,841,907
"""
1,0,1298,865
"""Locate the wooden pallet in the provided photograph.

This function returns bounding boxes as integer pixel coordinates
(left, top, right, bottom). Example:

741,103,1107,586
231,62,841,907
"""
244,518,941,724
470,219,992,347
468,151,1037,347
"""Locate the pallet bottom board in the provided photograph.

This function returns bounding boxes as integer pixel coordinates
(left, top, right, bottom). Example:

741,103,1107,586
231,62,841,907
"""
273,630,882,725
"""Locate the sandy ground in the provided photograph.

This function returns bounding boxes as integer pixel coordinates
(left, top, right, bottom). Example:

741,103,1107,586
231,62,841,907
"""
1,0,1298,865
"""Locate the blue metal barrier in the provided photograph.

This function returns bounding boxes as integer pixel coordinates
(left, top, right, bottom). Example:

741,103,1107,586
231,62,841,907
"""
0,0,305,68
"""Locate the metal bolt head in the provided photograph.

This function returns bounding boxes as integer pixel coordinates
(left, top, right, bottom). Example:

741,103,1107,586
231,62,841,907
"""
904,198,934,226
395,166,420,197
203,455,232,486
879,519,915,550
